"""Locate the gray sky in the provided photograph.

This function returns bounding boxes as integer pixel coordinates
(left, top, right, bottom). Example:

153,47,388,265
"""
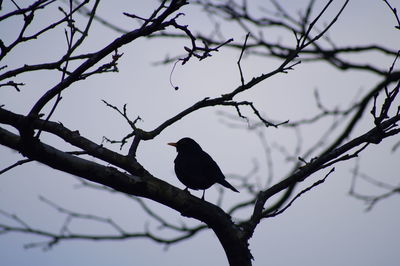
1,0,399,265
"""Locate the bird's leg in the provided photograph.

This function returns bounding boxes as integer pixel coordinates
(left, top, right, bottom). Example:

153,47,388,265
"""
183,187,191,195
201,190,205,200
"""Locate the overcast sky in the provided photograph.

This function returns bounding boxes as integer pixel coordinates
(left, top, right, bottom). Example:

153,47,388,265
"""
1,1,400,265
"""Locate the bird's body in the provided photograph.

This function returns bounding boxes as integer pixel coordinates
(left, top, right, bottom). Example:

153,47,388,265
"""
168,137,239,199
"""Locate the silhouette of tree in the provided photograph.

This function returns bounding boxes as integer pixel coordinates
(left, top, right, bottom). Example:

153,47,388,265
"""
1,1,399,265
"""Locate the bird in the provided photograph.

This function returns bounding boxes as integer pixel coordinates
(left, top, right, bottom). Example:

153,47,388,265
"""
168,137,239,199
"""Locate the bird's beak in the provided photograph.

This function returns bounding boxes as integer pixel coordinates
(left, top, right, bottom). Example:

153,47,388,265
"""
168,142,177,147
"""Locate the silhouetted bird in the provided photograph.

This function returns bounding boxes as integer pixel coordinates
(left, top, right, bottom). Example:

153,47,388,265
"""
168,137,239,199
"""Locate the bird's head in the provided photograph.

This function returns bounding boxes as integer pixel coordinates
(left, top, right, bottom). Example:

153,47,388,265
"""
168,137,203,153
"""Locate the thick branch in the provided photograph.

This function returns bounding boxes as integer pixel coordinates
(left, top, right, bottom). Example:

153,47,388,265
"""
0,121,252,265
242,113,400,239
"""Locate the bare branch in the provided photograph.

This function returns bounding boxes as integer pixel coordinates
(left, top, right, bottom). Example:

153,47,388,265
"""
383,0,400,29
242,111,400,240
265,168,335,218
26,0,189,120
237,32,250,86
0,158,32,175
0,81,25,91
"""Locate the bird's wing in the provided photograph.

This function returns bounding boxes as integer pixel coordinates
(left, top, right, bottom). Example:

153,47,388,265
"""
199,151,239,193
198,151,226,181
174,153,215,189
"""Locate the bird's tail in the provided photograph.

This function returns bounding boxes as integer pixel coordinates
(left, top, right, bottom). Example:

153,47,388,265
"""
219,179,239,193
